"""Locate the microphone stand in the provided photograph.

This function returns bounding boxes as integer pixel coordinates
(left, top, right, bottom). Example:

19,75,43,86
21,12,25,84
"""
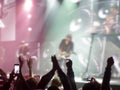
82,33,96,79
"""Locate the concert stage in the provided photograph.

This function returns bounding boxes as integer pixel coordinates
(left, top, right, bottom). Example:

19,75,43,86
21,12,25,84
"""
75,77,120,90
0,0,120,89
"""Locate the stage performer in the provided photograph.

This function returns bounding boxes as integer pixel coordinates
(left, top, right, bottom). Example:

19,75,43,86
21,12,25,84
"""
18,41,32,77
58,34,74,72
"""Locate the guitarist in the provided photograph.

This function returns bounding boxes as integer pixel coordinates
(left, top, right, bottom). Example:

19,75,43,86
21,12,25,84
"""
58,34,74,72
59,34,74,59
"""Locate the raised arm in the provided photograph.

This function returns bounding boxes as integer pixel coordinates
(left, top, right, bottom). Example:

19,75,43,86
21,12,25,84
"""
36,56,56,89
66,59,77,90
14,56,31,90
102,57,114,90
51,55,72,90
36,69,55,89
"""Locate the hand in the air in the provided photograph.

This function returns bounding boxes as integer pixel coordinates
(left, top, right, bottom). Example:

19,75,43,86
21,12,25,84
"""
107,57,114,67
66,59,72,68
9,70,17,82
51,55,60,70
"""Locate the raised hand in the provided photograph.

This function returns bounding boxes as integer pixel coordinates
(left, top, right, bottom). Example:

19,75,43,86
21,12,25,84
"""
51,55,60,70
66,59,72,68
107,57,114,67
9,70,17,82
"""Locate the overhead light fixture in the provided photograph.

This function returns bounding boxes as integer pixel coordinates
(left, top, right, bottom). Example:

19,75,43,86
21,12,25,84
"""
71,0,81,3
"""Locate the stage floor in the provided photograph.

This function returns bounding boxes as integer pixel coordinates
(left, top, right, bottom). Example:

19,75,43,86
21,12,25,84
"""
75,77,120,85
75,77,120,90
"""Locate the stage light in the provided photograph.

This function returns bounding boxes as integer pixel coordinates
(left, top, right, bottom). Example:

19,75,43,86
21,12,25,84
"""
98,8,108,19
28,27,32,32
70,18,82,32
105,9,109,13
27,14,32,19
77,18,82,22
71,0,81,3
24,0,33,12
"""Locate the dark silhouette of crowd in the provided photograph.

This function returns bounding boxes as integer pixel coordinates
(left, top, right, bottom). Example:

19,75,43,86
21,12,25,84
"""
0,55,114,90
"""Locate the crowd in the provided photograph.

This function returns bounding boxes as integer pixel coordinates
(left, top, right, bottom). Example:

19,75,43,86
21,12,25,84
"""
0,55,114,90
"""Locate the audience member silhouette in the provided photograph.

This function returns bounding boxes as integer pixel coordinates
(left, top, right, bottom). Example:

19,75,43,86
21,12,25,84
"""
83,57,114,90
0,56,115,90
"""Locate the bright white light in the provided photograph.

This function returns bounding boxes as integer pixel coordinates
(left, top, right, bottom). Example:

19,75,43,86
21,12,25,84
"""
71,0,81,3
7,73,10,78
77,18,82,22
27,14,32,19
28,27,32,32
0,20,5,28
118,36,120,40
98,9,107,19
24,0,33,12
105,9,109,13
70,18,82,32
